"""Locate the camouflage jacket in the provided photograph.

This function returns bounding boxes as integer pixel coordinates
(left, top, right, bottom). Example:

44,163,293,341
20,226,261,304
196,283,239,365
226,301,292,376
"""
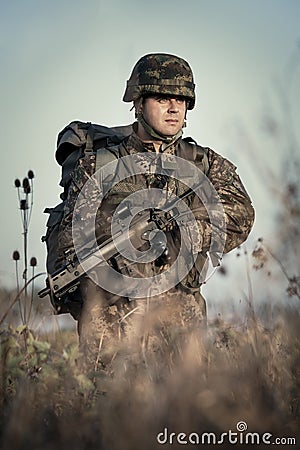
57,127,255,293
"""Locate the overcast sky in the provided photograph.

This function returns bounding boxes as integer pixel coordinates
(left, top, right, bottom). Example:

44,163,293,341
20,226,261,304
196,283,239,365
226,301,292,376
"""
1,0,299,311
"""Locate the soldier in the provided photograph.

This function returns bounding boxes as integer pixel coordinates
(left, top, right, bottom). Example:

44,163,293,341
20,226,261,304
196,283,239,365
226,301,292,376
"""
57,53,255,371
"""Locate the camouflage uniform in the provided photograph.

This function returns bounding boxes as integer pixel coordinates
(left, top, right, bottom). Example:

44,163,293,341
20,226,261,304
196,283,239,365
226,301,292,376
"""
57,54,255,370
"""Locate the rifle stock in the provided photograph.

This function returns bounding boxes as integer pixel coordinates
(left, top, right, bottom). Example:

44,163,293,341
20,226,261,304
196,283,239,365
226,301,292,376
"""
38,209,166,302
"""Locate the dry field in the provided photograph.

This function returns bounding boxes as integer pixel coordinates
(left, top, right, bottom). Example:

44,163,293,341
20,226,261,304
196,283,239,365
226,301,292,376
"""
0,285,299,450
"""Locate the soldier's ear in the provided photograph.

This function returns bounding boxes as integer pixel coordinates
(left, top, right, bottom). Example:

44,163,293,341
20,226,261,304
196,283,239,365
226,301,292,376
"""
132,101,138,118
133,98,143,118
184,101,188,118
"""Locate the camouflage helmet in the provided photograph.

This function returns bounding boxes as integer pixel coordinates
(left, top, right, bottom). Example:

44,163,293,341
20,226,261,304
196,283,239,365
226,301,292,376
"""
123,53,196,110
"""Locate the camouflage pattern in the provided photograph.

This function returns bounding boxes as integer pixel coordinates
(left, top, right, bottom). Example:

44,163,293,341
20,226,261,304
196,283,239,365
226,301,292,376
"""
57,152,103,267
57,129,255,290
123,53,196,109
57,128,254,370
78,278,207,372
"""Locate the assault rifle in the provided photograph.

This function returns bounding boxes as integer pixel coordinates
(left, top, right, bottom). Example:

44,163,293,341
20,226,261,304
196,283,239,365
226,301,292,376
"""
38,193,194,304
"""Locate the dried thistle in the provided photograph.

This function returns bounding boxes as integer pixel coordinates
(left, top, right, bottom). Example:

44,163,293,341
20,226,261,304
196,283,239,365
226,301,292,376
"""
252,245,268,270
12,251,20,261
22,178,30,192
12,170,36,326
287,276,300,299
30,257,37,267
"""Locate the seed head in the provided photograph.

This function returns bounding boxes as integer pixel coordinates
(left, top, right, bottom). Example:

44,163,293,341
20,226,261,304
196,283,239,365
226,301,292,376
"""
28,170,35,179
30,257,37,267
22,178,30,191
12,250,20,261
14,179,21,188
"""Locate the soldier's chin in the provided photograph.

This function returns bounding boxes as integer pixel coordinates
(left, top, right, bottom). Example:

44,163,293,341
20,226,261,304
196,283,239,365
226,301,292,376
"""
164,130,180,138
163,124,182,135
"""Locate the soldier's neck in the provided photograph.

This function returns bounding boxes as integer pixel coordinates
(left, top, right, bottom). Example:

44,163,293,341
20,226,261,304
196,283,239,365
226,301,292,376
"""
136,123,162,153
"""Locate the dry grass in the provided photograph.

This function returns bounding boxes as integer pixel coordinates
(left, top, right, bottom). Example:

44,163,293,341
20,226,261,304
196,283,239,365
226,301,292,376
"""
0,297,299,450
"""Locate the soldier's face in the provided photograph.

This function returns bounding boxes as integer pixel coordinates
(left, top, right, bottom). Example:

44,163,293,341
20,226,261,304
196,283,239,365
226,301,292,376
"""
141,95,187,137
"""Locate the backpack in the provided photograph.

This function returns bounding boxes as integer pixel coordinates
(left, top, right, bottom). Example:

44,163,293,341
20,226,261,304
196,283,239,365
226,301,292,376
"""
42,121,133,276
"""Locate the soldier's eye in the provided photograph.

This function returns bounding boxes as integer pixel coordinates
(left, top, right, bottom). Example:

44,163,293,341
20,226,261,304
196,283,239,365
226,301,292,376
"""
157,97,169,104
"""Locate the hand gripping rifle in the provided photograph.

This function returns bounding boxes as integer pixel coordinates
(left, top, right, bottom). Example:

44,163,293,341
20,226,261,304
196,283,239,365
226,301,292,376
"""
38,189,195,305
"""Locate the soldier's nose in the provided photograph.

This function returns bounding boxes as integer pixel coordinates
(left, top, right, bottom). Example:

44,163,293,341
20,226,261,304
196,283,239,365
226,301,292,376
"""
168,99,179,112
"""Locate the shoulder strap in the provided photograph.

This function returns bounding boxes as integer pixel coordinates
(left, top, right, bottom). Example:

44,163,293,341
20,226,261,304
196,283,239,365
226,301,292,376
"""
179,138,210,175
85,122,95,154
95,146,119,173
